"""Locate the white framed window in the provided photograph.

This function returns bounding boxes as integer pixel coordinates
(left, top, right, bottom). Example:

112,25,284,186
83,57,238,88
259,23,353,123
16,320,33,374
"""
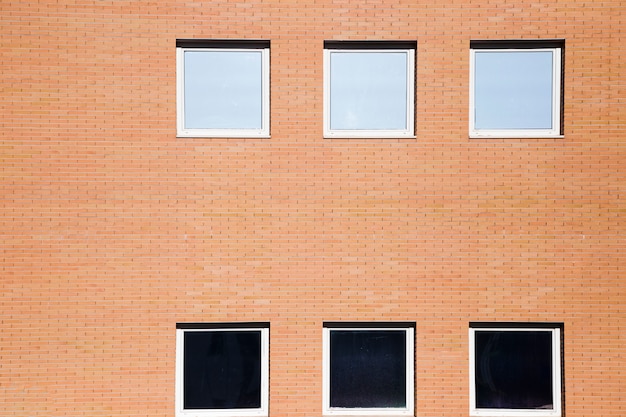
469,40,564,138
176,40,270,138
469,323,563,417
176,323,270,417
323,322,415,416
323,41,416,138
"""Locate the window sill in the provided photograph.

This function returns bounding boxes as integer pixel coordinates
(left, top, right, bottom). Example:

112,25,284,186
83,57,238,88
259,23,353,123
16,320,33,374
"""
177,134,271,139
471,411,560,417
323,412,414,417
469,134,564,139
324,133,416,139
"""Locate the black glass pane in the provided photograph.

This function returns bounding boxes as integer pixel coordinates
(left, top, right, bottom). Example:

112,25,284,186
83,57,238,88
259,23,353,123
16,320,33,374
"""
330,330,407,408
474,331,553,410
184,331,262,410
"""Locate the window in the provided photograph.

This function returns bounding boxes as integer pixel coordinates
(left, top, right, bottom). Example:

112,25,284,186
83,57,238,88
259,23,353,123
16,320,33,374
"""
176,323,269,417
324,41,416,138
469,40,564,138
176,40,270,137
469,323,563,417
323,322,415,416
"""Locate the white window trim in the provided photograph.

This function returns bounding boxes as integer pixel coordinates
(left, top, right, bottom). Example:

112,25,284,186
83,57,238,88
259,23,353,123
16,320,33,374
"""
469,47,562,138
323,48,415,139
468,326,562,417
176,46,270,138
322,325,415,416
175,325,270,417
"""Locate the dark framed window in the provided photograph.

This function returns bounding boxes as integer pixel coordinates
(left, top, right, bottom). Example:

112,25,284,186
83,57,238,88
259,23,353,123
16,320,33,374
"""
176,323,269,417
469,322,563,416
323,322,415,415
469,40,564,138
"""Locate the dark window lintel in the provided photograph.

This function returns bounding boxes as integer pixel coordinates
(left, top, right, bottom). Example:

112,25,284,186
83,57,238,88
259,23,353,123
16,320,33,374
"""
324,40,416,50
470,39,564,50
177,322,270,330
176,39,270,49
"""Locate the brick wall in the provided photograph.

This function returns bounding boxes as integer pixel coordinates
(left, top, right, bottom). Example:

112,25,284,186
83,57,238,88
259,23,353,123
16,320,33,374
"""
1,0,625,416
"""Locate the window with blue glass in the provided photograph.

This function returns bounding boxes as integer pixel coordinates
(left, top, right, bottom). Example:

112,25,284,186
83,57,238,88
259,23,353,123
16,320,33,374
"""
176,40,270,138
323,41,416,138
470,40,564,138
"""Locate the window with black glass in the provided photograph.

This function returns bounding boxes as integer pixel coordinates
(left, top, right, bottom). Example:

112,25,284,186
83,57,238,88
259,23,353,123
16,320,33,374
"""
176,323,269,417
469,322,563,417
323,322,415,416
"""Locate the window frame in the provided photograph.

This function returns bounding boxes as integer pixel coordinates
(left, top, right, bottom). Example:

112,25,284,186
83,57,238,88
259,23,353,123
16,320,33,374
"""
323,41,416,139
469,40,564,138
175,322,270,417
176,39,270,138
468,322,563,417
322,322,415,416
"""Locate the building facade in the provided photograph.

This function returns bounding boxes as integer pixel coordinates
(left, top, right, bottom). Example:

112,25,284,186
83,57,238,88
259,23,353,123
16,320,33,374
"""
1,0,625,416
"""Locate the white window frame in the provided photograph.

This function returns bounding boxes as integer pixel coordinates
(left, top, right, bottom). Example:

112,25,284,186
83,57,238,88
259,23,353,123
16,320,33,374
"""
322,323,415,416
323,41,416,139
469,41,563,138
469,324,562,417
175,323,270,417
176,40,270,138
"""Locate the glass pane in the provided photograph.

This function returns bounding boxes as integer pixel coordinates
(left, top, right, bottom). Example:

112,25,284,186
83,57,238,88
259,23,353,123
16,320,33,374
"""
474,331,554,410
184,50,263,129
184,331,262,410
474,51,554,130
330,52,408,130
330,330,406,408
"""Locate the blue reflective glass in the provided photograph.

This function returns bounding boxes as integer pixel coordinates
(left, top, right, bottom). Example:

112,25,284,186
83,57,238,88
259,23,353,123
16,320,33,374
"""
184,50,263,129
330,52,408,130
474,51,554,130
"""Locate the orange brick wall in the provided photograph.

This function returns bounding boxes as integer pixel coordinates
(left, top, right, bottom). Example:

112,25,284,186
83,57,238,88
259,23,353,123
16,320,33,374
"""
1,0,625,416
